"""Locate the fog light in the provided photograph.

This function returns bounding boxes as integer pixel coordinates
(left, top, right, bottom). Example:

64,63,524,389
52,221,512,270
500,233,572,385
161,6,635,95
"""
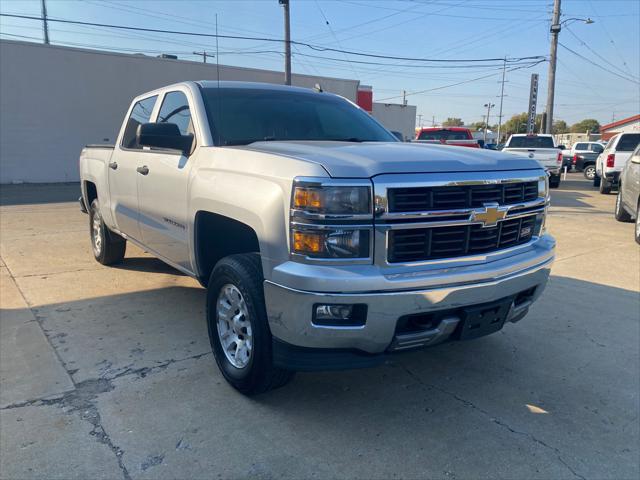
313,304,367,327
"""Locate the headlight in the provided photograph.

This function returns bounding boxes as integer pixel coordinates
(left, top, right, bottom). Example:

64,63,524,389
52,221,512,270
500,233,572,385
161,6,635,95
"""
292,185,371,215
538,176,549,199
291,228,370,258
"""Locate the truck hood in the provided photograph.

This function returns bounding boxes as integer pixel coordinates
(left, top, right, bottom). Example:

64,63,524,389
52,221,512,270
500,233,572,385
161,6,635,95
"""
238,141,542,178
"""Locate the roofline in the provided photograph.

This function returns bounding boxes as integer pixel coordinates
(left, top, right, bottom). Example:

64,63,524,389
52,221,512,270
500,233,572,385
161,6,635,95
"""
600,114,640,131
0,39,359,86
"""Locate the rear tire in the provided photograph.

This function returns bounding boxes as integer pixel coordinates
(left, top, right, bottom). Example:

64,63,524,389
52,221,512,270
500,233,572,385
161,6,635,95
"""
614,188,632,222
583,165,596,180
549,175,560,189
89,199,126,265
206,253,294,395
599,178,611,194
593,174,601,187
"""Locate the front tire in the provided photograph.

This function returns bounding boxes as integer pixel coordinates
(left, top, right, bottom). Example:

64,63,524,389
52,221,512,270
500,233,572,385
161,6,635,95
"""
89,199,126,265
583,165,596,180
635,203,640,245
206,254,294,395
614,189,632,222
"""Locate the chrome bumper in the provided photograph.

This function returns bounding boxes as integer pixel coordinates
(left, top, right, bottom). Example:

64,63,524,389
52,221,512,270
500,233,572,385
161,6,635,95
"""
264,235,555,354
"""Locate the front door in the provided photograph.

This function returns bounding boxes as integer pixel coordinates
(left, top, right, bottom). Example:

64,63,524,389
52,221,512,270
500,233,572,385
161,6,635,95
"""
108,95,158,242
136,90,195,270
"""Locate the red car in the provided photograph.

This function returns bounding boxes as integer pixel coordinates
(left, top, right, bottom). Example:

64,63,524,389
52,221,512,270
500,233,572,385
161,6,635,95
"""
415,127,480,148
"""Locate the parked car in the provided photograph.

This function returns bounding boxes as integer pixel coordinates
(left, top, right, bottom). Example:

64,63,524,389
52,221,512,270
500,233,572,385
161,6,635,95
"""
570,141,604,179
594,132,640,194
79,81,555,395
502,134,563,188
614,143,640,244
414,127,480,148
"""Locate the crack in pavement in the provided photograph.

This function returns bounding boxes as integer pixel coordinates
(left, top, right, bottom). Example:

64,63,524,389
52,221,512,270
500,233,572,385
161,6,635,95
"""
399,364,587,480
2,262,209,480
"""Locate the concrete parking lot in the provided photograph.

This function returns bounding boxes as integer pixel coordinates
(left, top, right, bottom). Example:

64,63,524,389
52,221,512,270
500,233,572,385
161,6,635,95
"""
1,173,638,480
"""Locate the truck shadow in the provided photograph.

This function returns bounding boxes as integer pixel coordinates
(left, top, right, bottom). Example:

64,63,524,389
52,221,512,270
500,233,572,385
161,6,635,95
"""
112,256,187,276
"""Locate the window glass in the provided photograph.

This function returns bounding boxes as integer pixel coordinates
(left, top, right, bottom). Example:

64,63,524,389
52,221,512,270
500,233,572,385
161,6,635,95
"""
158,91,193,136
201,88,396,145
616,133,640,152
590,143,604,153
121,96,157,149
506,136,555,148
574,143,588,150
418,129,469,141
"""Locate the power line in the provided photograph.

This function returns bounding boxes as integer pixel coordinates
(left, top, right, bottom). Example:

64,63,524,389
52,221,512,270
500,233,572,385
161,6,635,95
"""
564,25,640,81
0,13,546,64
558,42,640,84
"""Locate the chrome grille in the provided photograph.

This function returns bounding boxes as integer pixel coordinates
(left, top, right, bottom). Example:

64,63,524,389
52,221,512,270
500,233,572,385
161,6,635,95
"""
388,215,538,263
388,182,538,213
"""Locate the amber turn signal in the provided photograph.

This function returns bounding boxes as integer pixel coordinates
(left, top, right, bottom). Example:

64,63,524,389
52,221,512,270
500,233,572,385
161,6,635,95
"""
292,231,325,255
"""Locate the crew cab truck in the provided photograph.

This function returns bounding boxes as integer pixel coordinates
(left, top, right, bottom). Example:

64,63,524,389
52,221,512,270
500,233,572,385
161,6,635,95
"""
414,127,480,148
79,81,555,395
594,132,640,194
502,134,563,188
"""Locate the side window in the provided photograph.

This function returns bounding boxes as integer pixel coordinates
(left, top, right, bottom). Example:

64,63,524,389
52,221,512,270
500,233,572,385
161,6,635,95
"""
157,91,193,136
121,96,158,149
591,143,604,153
575,143,588,150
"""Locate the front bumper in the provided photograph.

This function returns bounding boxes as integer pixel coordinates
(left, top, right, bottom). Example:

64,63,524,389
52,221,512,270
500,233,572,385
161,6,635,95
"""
264,235,555,360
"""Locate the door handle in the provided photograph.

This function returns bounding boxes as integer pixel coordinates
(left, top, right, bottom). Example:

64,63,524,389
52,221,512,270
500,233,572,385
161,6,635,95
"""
136,165,149,175
108,161,118,170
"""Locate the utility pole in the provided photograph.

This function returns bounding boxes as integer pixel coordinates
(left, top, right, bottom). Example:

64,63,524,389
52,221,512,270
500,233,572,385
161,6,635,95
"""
417,114,423,127
402,90,407,106
193,51,214,63
279,0,292,85
432,115,435,127
483,102,495,144
41,0,49,44
545,0,561,134
497,56,507,142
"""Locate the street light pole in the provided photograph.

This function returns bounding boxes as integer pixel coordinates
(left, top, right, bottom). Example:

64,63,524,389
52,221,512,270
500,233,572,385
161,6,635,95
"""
279,0,292,85
544,0,561,134
483,102,495,144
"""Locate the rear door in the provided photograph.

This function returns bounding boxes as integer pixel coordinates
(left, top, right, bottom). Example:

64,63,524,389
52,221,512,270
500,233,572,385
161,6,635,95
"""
136,89,196,270
109,95,158,241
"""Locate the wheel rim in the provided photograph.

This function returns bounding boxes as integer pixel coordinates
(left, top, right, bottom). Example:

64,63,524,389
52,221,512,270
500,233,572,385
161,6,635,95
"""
92,210,102,256
216,284,253,369
586,167,595,179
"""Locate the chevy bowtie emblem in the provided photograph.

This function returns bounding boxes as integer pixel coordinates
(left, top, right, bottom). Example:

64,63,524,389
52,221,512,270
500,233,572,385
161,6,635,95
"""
472,203,508,228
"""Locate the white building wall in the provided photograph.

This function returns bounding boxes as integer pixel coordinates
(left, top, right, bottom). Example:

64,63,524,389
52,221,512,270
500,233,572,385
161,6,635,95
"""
371,102,417,141
0,40,359,183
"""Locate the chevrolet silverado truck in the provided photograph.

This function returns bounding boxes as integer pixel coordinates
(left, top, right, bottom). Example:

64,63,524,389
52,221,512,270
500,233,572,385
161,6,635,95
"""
79,81,555,395
502,134,563,188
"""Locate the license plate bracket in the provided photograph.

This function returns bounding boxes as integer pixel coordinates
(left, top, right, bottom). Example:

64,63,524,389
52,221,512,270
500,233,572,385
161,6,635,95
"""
459,298,513,340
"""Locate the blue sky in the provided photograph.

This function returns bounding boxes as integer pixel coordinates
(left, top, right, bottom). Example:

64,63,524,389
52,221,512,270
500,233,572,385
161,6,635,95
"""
1,0,638,127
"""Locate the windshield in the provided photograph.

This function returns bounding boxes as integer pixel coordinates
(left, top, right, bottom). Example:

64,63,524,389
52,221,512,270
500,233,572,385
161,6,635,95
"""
417,129,469,141
201,87,397,146
507,136,555,148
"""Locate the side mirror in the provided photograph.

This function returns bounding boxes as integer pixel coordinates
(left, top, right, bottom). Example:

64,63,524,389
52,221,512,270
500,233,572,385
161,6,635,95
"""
557,145,566,150
137,123,193,155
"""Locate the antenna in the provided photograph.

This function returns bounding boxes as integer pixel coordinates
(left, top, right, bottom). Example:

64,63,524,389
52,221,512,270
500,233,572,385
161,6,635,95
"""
215,13,221,145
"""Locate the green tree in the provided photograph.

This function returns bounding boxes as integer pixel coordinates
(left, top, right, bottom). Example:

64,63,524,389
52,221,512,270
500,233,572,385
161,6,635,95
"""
499,113,547,140
553,120,568,134
570,119,600,133
442,117,464,127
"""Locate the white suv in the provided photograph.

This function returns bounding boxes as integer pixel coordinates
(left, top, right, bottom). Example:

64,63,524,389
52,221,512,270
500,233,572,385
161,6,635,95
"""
595,132,640,194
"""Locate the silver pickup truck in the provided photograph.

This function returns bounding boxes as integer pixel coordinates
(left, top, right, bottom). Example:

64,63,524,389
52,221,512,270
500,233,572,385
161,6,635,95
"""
79,81,555,395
